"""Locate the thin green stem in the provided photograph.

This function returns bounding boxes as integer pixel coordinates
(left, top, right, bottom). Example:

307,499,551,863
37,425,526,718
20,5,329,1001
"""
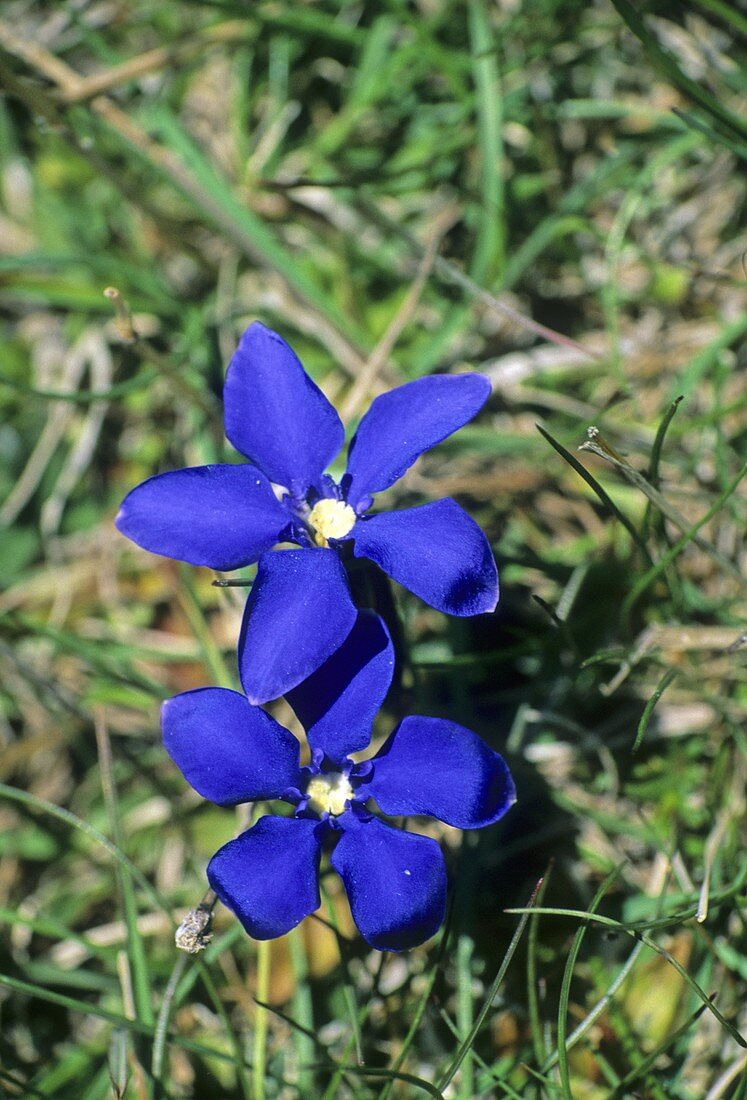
252,940,271,1100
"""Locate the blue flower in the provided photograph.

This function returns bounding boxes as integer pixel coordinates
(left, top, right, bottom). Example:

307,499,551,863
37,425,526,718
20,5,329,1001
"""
162,612,515,952
117,323,498,703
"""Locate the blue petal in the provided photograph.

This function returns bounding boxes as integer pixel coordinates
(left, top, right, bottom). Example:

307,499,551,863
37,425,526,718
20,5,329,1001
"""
286,611,394,763
223,323,344,494
162,688,301,806
332,813,446,951
352,499,499,616
368,716,516,828
208,816,322,939
345,373,491,508
115,464,289,571
239,548,357,704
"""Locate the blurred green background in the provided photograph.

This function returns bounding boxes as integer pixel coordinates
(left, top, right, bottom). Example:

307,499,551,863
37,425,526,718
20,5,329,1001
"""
0,1,745,1097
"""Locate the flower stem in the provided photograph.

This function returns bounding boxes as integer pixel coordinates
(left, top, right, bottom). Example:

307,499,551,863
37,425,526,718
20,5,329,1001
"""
455,935,475,1100
288,928,314,1093
346,556,409,694
252,939,270,1100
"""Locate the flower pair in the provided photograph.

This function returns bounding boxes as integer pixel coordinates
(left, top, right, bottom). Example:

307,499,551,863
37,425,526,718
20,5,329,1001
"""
164,612,515,952
117,323,515,951
116,322,498,703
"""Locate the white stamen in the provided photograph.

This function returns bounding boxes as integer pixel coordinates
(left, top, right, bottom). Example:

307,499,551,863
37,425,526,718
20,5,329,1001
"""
306,773,353,817
308,498,356,546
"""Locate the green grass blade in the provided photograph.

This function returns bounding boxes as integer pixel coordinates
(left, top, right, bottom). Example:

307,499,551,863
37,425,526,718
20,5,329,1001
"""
692,0,747,35
143,103,368,348
527,868,552,1068
672,106,747,161
151,954,187,1085
253,939,271,1100
94,712,154,1030
287,928,315,1095
0,366,158,403
314,16,398,159
0,905,116,962
325,1064,445,1099
455,935,476,1099
438,877,544,1091
468,0,505,283
647,396,684,486
556,866,624,1098
505,907,746,1048
0,781,167,916
0,970,251,1066
536,424,653,562
622,462,747,624
379,933,445,1100
633,668,678,752
609,1002,709,1099
541,941,647,1074
178,564,234,688
608,0,747,142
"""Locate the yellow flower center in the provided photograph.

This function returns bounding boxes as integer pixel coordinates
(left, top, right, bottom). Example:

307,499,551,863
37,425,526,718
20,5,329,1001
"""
306,773,353,817
308,498,357,547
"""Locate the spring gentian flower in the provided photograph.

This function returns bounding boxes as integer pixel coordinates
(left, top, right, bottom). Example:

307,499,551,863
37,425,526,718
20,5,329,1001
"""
162,612,515,952
117,323,498,703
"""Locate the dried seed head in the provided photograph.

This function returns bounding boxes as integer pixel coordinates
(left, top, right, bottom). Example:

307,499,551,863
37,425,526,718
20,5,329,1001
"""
175,904,214,954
